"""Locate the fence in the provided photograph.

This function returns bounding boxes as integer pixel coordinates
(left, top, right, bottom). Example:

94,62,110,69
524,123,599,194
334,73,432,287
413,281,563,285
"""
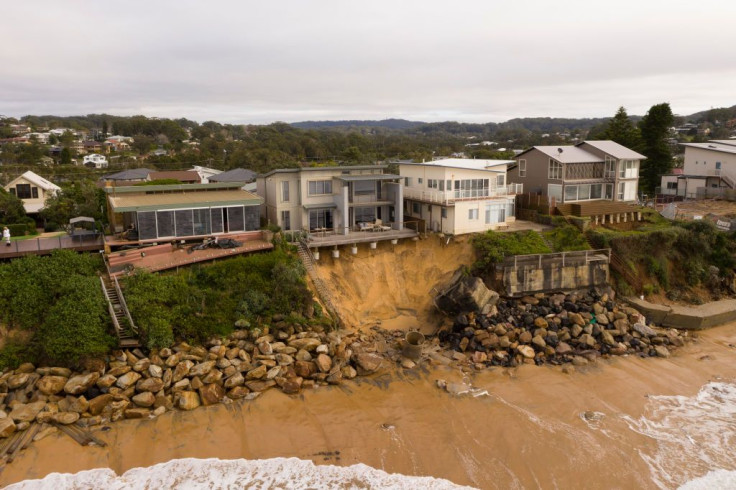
0,233,104,257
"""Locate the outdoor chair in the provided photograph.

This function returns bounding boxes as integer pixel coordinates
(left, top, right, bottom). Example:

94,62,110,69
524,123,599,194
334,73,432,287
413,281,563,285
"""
374,219,391,232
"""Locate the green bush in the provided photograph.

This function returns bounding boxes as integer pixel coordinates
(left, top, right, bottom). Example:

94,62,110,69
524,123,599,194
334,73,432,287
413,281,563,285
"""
3,223,30,237
0,338,36,371
44,222,60,232
472,230,551,272
543,224,591,252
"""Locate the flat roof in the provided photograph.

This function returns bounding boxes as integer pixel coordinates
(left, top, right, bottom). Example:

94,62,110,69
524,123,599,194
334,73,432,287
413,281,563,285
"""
400,158,511,172
108,189,262,212
104,182,244,194
681,142,736,155
336,173,402,182
260,164,388,178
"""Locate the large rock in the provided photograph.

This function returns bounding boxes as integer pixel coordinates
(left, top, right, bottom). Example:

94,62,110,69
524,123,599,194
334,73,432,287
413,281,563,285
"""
116,371,142,390
88,394,114,416
137,377,164,393
517,345,535,359
172,360,194,382
633,322,657,337
124,408,151,419
0,418,16,438
435,271,499,314
315,354,333,373
132,392,156,408
294,361,317,378
36,375,68,395
245,380,276,392
7,373,31,390
96,374,118,389
198,384,225,406
353,353,384,375
177,391,201,411
246,365,267,380
51,412,80,425
188,361,216,378
227,386,251,399
224,373,244,389
289,338,321,352
64,373,100,395
10,401,46,422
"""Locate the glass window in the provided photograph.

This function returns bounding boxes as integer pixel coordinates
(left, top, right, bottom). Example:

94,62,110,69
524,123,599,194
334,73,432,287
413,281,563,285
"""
405,177,412,186
210,208,224,234
605,156,616,178
15,184,31,199
468,209,478,220
519,159,526,177
353,180,374,195
418,178,423,184
548,160,563,180
156,211,175,237
439,180,444,191
497,174,505,187
175,210,194,236
666,182,677,190
192,208,210,235
591,184,602,199
578,184,591,200
308,180,333,196
548,184,562,201
281,181,289,202
412,202,420,214
137,211,157,240
354,207,375,223
31,187,39,199
227,206,245,232
281,210,291,230
564,185,578,202
441,207,447,219
617,182,625,201
309,209,333,229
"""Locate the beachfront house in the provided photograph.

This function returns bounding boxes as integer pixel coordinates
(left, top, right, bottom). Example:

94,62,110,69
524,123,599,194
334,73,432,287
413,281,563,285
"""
509,140,645,204
4,170,61,214
257,165,404,234
659,140,736,199
105,182,262,241
399,158,521,234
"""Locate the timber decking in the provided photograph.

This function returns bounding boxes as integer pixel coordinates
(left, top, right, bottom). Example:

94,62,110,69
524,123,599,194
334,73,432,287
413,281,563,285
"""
557,201,640,217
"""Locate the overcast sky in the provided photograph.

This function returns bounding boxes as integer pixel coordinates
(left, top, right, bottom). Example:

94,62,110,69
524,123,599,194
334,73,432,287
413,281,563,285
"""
1,0,734,124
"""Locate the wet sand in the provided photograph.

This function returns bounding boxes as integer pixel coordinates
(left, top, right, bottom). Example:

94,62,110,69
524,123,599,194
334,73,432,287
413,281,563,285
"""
3,324,736,489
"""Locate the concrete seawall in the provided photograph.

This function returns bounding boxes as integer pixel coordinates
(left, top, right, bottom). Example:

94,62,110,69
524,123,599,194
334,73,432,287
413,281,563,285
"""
625,297,736,330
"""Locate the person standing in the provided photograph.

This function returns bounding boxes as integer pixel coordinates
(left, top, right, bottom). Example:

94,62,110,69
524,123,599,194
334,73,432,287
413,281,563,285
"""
3,227,10,247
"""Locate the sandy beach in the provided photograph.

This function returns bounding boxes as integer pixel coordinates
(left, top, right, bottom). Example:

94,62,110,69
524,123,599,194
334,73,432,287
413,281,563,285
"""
3,321,735,489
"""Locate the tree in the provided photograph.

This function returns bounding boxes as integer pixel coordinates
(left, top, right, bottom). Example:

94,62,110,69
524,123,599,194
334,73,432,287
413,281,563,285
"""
60,146,72,165
0,188,27,224
102,119,108,138
604,107,642,150
639,103,675,193
41,180,107,226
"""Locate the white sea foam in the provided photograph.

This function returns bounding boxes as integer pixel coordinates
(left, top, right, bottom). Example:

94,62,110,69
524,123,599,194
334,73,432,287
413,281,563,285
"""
5,457,478,490
622,381,736,489
678,469,736,490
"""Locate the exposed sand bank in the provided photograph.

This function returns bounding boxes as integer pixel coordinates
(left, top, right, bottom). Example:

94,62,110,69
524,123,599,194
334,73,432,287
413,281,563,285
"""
314,235,476,334
4,323,736,489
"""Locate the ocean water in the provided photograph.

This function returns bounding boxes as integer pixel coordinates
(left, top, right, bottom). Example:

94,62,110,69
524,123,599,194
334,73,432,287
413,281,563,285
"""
5,457,477,490
622,381,736,489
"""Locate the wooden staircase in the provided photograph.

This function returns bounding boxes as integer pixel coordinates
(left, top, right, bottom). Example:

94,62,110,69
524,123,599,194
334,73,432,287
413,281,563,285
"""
100,275,140,348
296,240,342,327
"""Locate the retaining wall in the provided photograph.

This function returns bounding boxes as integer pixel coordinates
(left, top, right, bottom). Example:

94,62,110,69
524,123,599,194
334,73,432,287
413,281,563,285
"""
625,296,736,330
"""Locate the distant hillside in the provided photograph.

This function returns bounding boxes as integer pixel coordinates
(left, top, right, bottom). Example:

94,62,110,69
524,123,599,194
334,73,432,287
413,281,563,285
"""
685,105,736,123
291,119,425,130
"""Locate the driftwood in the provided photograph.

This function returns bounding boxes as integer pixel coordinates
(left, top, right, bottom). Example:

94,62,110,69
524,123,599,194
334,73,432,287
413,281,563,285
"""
54,423,107,447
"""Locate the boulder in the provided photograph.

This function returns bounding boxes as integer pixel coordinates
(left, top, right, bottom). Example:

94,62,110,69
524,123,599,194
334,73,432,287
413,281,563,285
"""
244,380,276,392
172,360,194,382
289,338,321,352
132,392,156,408
281,377,303,395
353,353,384,375
7,373,31,390
435,272,499,314
148,365,163,378
116,371,142,390
555,342,573,355
177,391,201,411
124,408,151,419
137,377,164,393
64,373,100,395
633,322,657,337
10,401,46,422
315,354,333,373
224,373,244,389
16,363,35,373
655,346,671,358
88,394,114,416
36,375,68,396
0,418,16,438
198,384,225,406
96,374,118,389
517,345,535,359
246,365,267,380
227,386,251,399
68,396,89,414
51,412,80,425
188,361,216,378
295,361,317,378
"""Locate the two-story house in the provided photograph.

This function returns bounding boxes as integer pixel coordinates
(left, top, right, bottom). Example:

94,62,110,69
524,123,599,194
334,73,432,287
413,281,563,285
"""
660,140,736,198
509,140,645,204
4,170,61,214
257,165,404,234
83,154,109,169
399,158,522,234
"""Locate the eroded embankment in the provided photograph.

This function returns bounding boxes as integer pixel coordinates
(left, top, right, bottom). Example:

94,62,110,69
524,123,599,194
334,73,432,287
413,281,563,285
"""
312,236,476,334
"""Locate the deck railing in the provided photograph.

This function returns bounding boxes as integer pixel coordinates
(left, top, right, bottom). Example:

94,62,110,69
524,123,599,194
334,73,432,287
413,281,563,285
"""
403,183,522,205
504,248,611,270
0,233,103,256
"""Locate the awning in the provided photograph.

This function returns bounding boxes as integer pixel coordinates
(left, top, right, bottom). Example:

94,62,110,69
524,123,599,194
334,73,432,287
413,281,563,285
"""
108,189,262,212
302,202,338,210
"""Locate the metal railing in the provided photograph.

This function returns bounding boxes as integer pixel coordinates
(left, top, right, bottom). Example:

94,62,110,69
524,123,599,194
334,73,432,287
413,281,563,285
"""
113,275,138,336
504,248,611,270
403,183,522,204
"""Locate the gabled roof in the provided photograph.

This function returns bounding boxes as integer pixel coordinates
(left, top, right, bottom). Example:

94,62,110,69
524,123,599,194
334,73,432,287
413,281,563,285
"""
516,146,601,164
103,168,155,181
708,140,736,148
209,168,257,182
579,141,647,160
6,170,61,191
681,142,736,156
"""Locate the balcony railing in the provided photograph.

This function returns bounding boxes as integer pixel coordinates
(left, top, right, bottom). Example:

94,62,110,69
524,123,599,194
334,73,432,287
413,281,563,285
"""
403,184,522,205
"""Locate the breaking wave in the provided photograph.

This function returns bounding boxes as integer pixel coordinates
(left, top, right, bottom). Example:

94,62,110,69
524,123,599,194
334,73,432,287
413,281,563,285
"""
5,457,477,490
622,381,736,489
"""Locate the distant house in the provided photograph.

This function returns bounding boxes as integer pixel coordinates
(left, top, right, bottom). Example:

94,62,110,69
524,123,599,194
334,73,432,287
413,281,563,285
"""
191,165,222,184
147,170,201,183
209,168,257,184
400,158,521,234
105,182,262,239
102,168,155,183
83,154,109,169
82,141,103,154
659,140,736,198
4,170,61,214
509,140,645,204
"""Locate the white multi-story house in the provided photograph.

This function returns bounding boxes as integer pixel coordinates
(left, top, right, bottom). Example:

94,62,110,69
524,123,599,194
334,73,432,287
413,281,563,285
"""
257,165,404,234
4,170,61,214
399,158,522,234
660,140,736,198
83,153,108,169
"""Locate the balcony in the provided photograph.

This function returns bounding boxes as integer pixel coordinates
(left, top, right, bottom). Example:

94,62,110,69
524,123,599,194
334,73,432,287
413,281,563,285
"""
403,184,523,205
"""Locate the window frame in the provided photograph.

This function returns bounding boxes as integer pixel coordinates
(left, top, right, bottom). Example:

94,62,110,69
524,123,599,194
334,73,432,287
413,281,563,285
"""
548,159,563,180
518,159,526,177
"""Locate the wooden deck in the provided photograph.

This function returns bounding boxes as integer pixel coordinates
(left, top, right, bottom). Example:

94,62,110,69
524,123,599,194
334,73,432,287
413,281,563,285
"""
107,231,273,276
557,201,640,217
305,227,418,248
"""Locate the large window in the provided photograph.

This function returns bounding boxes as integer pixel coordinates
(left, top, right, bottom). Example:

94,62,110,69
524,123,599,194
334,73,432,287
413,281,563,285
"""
617,182,625,201
281,181,290,202
281,210,291,230
309,209,333,230
548,159,563,180
619,160,638,179
562,183,612,202
308,180,332,196
468,208,479,220
496,174,505,187
518,160,526,177
353,180,375,195
484,203,508,224
605,156,616,178
427,179,440,189
354,207,375,223
454,179,490,199
412,202,420,214
548,184,562,202
15,184,31,199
